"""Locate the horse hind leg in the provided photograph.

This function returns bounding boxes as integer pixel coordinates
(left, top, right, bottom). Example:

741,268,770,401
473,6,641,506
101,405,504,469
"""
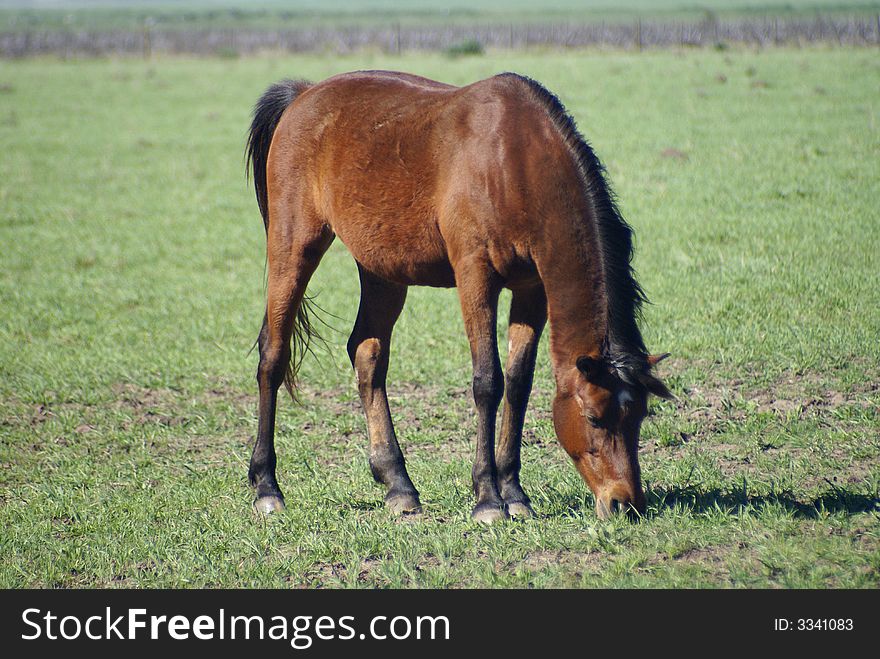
347,266,420,514
250,219,333,514
496,284,547,518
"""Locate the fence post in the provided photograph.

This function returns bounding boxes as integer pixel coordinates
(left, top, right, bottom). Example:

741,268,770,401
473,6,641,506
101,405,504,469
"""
636,18,642,51
395,22,401,55
142,18,151,59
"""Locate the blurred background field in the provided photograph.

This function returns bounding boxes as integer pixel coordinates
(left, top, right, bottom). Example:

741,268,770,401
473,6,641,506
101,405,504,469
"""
2,0,880,55
0,2,877,587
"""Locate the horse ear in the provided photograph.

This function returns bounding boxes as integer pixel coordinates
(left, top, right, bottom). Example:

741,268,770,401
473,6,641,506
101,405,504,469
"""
637,371,675,400
647,353,671,367
576,356,602,381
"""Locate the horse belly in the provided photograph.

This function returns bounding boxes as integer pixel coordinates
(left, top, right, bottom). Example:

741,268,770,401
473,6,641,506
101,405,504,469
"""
332,218,455,288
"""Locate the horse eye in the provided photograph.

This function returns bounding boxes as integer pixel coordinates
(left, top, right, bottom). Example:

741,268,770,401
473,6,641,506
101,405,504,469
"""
587,415,602,429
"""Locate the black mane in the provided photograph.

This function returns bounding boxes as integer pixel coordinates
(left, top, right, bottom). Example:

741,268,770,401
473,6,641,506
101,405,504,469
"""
502,73,649,381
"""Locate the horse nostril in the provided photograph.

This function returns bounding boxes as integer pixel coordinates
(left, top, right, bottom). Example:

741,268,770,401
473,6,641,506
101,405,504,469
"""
609,498,621,514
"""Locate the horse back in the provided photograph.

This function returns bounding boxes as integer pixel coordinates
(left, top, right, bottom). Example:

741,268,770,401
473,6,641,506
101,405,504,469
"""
268,71,581,288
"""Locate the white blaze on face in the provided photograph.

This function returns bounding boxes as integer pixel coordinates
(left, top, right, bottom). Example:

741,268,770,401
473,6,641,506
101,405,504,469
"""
616,387,634,409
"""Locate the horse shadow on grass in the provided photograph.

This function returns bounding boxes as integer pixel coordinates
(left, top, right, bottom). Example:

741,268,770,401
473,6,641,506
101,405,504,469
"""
339,485,877,520
642,483,879,520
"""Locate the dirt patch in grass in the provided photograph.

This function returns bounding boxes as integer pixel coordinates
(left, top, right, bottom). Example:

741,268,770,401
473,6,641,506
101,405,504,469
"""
640,359,879,504
299,560,357,587
672,546,727,562
519,549,605,575
3,383,255,467
645,544,741,584
673,357,876,406
112,382,257,425
656,358,878,442
407,438,473,464
302,550,609,587
661,147,689,160
388,383,473,431
4,382,256,433
296,383,477,465
299,385,360,417
115,381,254,413
298,554,443,588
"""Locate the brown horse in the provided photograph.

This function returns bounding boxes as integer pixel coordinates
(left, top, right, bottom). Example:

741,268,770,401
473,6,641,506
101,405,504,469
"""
245,70,672,523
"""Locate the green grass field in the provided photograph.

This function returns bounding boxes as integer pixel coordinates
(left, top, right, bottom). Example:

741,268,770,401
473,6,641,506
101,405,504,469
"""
1,46,878,587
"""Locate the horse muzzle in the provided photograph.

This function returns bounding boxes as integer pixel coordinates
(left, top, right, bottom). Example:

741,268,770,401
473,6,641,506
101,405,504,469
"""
595,485,646,521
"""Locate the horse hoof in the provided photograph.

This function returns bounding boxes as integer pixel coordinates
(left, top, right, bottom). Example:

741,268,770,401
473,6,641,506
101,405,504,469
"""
506,501,534,518
385,492,421,515
472,502,509,524
254,495,285,514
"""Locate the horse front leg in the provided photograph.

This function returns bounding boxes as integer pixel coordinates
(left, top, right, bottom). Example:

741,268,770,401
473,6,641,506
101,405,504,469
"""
347,266,420,514
496,284,547,518
455,261,507,523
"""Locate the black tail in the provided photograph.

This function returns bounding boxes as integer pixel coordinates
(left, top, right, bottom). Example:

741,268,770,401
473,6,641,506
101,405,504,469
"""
246,79,319,402
246,79,311,230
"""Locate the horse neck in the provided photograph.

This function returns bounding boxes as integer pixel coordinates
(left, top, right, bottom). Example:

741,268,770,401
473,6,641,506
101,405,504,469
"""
537,220,609,389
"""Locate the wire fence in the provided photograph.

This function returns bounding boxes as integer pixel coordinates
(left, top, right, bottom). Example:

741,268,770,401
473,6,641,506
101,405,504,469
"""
2,15,879,58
